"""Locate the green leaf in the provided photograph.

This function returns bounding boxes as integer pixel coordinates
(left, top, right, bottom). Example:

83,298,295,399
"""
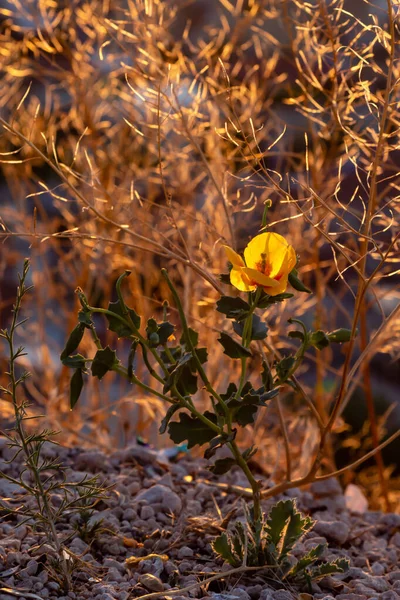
327,328,353,343
218,332,252,359
233,314,268,341
168,411,218,449
163,353,199,395
309,330,330,350
70,368,84,409
180,327,199,348
147,319,175,347
308,557,349,581
216,296,250,320
288,330,305,341
61,323,85,360
78,310,93,326
288,269,311,294
62,354,87,369
286,544,326,579
261,361,274,391
208,457,237,475
256,291,294,308
204,432,236,460
265,500,314,563
212,533,239,567
159,404,181,435
107,300,140,337
91,347,118,380
275,356,295,382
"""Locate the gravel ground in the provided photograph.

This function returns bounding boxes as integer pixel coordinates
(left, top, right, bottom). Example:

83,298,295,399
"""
0,436,399,600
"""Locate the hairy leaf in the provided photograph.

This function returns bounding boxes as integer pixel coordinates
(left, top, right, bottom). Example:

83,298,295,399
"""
159,404,181,435
288,269,311,294
62,354,86,369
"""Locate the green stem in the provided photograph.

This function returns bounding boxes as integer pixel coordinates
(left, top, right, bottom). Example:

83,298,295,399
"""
236,288,262,399
161,269,227,412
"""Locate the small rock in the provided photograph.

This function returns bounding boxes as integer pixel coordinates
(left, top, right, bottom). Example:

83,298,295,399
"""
337,595,368,600
177,546,194,559
380,594,400,600
314,521,349,544
140,505,155,520
134,484,182,514
390,532,400,548
311,478,343,497
344,484,368,513
139,573,164,592
360,575,390,593
388,572,400,583
271,591,294,600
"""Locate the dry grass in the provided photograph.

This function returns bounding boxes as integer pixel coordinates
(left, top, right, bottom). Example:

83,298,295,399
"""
0,0,399,510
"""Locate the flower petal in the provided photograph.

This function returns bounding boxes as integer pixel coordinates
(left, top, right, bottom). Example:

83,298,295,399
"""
242,267,281,288
223,245,245,268
230,267,256,291
244,232,290,275
267,276,289,296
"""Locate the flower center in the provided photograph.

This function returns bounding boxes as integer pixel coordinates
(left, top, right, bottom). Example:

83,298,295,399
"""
256,253,272,276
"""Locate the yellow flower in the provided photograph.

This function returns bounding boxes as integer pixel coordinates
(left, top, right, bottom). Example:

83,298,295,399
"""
223,232,296,296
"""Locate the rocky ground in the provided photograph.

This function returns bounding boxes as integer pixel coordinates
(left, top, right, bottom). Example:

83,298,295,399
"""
0,436,399,600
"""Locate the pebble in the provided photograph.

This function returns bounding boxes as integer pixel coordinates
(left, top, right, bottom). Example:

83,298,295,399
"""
314,520,350,544
177,545,194,559
134,484,182,514
139,573,164,592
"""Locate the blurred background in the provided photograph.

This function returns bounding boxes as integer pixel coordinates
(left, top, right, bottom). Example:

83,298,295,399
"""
0,0,399,510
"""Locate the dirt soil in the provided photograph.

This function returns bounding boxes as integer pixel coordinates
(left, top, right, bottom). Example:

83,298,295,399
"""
0,437,399,600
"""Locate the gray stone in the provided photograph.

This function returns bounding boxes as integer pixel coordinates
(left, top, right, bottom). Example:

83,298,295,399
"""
311,478,343,497
134,484,182,514
177,545,194,559
139,573,164,592
140,505,155,520
314,520,349,544
360,576,390,593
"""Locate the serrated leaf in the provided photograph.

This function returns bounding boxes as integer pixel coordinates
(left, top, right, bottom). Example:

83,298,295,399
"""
218,332,252,359
168,411,218,449
216,296,250,320
61,323,85,360
233,314,268,341
286,544,326,579
212,533,238,566
70,369,84,409
266,500,314,562
288,270,311,294
62,354,86,369
91,346,118,380
308,557,349,581
107,300,140,337
327,328,353,343
159,404,181,435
